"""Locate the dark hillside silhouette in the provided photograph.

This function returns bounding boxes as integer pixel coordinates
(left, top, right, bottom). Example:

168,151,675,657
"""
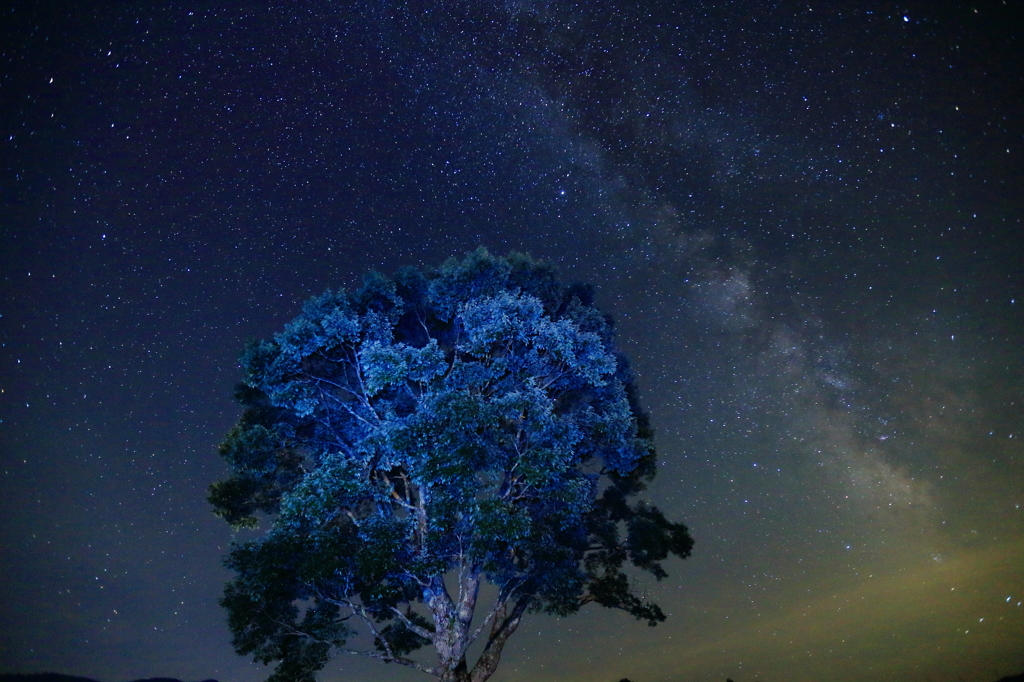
0,675,217,682
0,675,101,682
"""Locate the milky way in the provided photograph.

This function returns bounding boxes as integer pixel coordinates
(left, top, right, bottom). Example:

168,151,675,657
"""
1,2,1022,682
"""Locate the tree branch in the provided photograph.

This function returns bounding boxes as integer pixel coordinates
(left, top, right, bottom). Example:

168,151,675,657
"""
336,647,437,676
389,606,435,641
469,594,531,682
465,576,527,649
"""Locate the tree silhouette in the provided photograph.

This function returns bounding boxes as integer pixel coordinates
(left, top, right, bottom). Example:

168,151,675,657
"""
210,249,693,682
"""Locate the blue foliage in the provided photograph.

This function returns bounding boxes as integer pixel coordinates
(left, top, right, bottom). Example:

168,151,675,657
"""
210,249,692,681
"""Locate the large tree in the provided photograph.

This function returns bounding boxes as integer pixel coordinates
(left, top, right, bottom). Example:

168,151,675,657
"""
210,249,693,682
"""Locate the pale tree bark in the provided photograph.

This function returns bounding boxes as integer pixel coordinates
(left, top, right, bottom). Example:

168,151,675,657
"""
423,561,531,682
426,568,480,681
468,595,531,682
431,595,530,682
426,574,460,668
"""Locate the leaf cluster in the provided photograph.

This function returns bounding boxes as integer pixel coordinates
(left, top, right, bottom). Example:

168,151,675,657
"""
209,248,692,679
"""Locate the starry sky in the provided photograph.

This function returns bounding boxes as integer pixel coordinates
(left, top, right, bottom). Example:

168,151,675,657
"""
1,1,1023,682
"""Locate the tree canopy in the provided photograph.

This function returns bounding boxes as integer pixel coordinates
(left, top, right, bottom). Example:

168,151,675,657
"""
210,248,693,682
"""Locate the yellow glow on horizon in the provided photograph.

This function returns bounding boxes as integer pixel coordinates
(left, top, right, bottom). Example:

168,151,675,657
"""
625,539,1024,682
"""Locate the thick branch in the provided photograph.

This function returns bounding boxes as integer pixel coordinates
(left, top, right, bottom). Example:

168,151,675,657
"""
465,575,528,649
336,647,437,676
456,560,481,635
469,595,531,682
424,573,457,658
389,606,435,641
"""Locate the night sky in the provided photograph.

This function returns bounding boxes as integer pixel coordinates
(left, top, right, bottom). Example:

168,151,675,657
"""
2,1,1023,682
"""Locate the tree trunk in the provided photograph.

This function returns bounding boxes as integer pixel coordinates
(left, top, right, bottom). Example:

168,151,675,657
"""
438,657,471,682
427,562,486,682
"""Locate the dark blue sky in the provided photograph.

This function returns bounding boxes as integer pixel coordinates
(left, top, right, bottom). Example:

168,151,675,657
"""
2,1,1022,681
